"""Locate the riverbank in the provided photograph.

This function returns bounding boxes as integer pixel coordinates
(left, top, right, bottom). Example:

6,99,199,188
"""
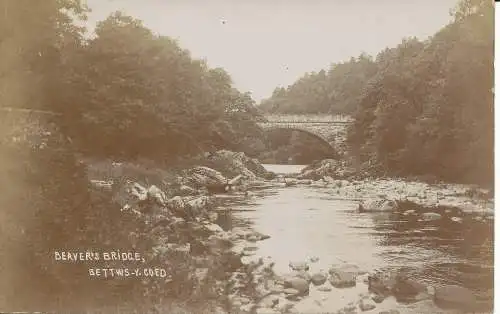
289,159,493,216
79,150,277,313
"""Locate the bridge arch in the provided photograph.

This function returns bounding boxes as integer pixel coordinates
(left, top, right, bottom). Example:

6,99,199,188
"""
260,125,336,151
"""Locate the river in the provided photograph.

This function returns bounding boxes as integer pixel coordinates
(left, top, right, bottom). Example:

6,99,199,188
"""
220,164,493,313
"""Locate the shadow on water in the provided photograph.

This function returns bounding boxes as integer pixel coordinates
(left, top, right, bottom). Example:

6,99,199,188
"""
365,203,494,299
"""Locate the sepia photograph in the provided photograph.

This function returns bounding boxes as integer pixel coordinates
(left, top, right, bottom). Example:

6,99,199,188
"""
0,0,494,313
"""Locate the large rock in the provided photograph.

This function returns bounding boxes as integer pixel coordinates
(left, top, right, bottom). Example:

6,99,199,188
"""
185,195,212,214
359,298,376,311
434,285,477,310
166,196,188,218
298,159,357,180
147,185,167,205
310,272,327,286
114,181,170,214
298,159,339,179
205,150,270,179
329,271,356,288
284,277,310,296
328,264,362,288
186,166,227,186
368,268,431,303
393,277,429,303
368,269,399,296
359,198,397,212
245,231,271,242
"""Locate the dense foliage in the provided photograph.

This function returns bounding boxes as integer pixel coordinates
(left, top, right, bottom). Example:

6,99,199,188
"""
349,0,493,185
2,3,264,161
0,0,263,311
261,0,493,185
64,12,265,159
259,53,378,115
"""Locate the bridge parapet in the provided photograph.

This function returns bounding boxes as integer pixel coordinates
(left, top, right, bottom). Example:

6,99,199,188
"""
264,114,353,123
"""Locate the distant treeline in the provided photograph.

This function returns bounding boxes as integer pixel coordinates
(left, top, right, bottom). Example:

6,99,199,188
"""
1,2,266,161
260,0,493,185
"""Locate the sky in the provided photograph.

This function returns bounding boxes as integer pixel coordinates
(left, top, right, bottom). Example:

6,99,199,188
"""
84,0,459,102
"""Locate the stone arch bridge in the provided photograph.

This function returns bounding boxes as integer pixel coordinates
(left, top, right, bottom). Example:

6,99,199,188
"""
257,114,354,152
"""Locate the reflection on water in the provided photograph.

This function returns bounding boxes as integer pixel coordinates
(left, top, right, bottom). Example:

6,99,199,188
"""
221,165,493,304
262,164,306,174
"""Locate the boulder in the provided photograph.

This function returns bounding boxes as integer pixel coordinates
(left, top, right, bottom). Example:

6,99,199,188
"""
187,166,228,186
434,285,477,310
146,185,167,205
368,269,399,296
245,231,271,242
166,196,187,217
128,182,148,201
185,195,211,214
207,212,218,222
359,298,376,311
329,271,356,288
393,277,429,303
204,223,224,234
328,264,362,288
284,277,310,296
310,272,327,286
298,159,339,180
359,198,397,212
371,293,385,303
205,150,270,179
179,184,197,196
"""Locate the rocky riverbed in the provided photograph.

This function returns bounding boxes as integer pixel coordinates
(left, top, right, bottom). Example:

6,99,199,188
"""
218,183,493,314
88,154,493,314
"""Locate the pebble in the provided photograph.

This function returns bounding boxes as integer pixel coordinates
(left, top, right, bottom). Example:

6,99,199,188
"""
309,256,320,263
421,212,442,221
289,261,309,271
